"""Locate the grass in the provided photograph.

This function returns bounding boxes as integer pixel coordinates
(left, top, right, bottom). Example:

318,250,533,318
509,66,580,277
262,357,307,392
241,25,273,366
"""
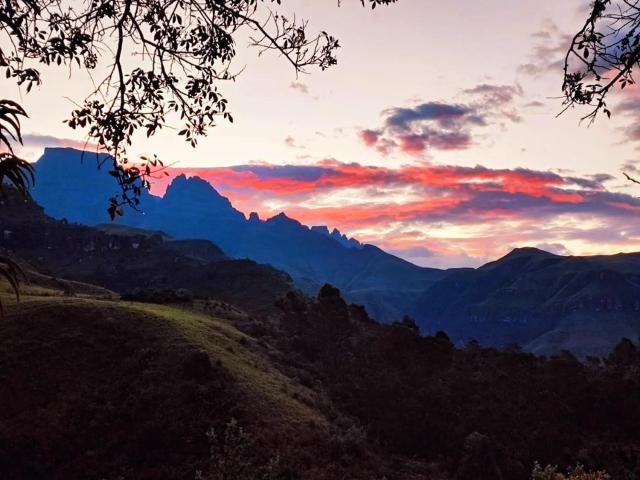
123,301,326,427
2,282,326,429
0,269,117,300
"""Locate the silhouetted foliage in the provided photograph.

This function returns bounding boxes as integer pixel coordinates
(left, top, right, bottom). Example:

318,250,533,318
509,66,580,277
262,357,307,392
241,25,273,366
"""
0,98,32,309
456,432,502,480
563,0,640,122
269,287,640,479
394,314,420,334
0,100,34,196
196,420,280,480
0,0,397,218
531,462,610,480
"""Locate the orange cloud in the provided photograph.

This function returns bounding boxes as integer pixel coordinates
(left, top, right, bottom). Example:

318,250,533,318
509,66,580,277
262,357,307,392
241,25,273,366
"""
141,157,640,266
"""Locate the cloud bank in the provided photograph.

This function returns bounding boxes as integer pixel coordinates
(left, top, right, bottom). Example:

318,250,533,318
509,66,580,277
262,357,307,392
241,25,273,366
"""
150,156,639,267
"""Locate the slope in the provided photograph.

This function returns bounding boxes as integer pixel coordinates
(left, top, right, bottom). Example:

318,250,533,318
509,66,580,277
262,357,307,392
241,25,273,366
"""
0,281,328,479
412,247,640,356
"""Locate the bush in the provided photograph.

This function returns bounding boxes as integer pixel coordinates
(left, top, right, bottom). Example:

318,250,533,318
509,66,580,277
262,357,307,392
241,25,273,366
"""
531,462,610,480
196,420,280,480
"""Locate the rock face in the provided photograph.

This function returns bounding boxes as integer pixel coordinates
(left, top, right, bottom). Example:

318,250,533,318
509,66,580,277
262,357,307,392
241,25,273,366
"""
30,147,158,225
311,225,362,249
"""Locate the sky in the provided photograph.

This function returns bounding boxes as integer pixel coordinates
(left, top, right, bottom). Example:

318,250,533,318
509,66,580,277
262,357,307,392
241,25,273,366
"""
11,0,640,267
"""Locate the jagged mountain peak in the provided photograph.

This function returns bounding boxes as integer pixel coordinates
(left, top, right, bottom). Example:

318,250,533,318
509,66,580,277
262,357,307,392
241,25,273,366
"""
31,147,446,324
311,225,331,236
265,212,302,226
311,225,362,249
165,174,223,198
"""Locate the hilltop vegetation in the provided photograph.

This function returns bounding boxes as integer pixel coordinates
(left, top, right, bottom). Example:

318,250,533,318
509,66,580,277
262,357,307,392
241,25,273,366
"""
260,287,640,479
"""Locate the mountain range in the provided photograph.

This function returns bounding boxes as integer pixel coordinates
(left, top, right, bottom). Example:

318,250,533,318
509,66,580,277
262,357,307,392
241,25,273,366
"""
28,147,640,356
31,148,447,321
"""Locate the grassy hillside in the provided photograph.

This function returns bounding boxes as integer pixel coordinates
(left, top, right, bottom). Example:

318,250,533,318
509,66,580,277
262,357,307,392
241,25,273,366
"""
122,302,324,427
3,273,640,480
0,280,332,480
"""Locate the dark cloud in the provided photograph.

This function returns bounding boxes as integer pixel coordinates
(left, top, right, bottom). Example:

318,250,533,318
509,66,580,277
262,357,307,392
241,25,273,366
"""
230,164,330,182
616,97,640,114
360,129,380,146
518,20,572,78
608,94,640,145
524,100,545,108
586,173,616,184
360,85,522,155
289,81,309,94
463,84,523,106
384,103,482,131
621,159,640,175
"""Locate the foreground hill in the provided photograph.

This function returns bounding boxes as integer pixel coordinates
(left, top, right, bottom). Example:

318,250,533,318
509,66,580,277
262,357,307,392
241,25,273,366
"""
31,148,447,321
0,290,360,479
2,275,639,480
412,247,640,356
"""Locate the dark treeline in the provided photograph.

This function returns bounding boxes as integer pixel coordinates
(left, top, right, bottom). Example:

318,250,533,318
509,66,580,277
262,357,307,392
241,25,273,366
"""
241,285,640,480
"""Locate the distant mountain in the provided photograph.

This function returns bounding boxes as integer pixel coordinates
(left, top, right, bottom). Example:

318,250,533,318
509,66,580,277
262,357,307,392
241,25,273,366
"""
30,147,159,225
412,247,640,357
311,225,362,249
31,148,447,321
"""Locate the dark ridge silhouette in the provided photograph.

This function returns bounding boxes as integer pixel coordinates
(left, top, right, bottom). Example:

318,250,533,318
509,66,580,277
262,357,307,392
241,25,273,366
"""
0,188,292,311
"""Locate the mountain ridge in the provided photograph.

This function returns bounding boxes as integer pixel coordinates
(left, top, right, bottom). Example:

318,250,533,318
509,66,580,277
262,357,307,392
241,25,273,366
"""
412,245,640,356
31,148,446,321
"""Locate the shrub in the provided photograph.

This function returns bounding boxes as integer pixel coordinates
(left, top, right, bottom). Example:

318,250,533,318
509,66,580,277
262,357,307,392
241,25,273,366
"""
531,462,610,480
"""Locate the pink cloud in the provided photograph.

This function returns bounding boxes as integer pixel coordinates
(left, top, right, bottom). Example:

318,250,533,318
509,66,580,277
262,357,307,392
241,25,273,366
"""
142,157,640,265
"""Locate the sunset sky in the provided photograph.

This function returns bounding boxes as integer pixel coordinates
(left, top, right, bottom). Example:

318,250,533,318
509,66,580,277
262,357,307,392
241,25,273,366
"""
12,0,640,267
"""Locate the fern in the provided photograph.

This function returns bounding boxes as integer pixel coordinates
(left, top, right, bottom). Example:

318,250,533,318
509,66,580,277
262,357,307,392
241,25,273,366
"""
0,98,34,311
